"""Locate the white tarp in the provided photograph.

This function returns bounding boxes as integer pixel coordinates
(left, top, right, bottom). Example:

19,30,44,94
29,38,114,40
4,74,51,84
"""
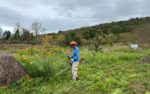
131,44,138,49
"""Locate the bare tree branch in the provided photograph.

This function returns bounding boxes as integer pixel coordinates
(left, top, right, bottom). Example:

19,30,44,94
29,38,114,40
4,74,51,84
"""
31,22,45,36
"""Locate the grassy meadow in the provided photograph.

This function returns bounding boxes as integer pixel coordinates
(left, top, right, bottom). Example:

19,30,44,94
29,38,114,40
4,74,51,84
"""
0,44,150,94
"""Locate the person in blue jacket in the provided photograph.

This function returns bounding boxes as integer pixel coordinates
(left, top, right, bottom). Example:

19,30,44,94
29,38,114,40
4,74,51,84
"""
69,41,80,80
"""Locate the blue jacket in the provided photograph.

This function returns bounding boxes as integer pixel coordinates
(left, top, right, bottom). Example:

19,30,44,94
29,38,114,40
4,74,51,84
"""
70,46,80,62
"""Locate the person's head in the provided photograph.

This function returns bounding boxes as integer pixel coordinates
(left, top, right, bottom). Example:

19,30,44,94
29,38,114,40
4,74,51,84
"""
70,41,77,48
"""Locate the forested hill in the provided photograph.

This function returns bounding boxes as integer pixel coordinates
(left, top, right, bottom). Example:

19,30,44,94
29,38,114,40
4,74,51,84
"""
48,17,150,46
61,17,150,34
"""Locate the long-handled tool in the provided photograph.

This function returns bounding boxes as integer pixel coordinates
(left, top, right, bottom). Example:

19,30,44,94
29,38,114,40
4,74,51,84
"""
56,57,84,76
56,56,72,76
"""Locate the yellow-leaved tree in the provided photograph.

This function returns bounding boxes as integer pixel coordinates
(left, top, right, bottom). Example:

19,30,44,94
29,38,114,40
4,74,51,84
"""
41,35,53,48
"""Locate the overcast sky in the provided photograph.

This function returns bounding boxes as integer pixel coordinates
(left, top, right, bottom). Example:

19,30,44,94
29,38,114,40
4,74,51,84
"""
0,0,150,33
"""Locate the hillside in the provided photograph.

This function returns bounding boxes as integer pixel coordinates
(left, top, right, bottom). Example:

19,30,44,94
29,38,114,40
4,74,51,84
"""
0,17,150,47
45,17,150,47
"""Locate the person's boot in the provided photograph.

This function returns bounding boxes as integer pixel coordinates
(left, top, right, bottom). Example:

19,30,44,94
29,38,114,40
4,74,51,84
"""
76,77,79,80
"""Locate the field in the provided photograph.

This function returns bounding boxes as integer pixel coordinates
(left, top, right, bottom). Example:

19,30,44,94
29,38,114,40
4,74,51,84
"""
0,44,150,94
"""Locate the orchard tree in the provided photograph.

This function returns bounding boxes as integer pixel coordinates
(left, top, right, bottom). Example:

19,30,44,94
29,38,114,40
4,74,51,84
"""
90,33,103,57
89,31,113,57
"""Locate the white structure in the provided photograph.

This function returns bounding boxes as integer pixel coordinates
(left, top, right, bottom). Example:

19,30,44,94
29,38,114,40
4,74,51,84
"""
131,44,138,49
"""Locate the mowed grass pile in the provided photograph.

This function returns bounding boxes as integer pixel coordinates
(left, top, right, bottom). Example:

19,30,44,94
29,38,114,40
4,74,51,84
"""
0,45,150,94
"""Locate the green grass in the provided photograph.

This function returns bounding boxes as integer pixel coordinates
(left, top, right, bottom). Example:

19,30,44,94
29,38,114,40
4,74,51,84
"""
0,45,150,94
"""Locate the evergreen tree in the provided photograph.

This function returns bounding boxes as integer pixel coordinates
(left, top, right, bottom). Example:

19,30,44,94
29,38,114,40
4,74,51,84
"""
3,31,11,40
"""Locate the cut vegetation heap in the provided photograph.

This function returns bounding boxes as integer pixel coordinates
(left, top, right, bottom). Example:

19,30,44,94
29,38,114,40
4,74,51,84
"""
0,53,27,86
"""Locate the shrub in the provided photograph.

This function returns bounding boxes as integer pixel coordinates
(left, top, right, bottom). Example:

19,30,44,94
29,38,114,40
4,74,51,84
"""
23,58,56,79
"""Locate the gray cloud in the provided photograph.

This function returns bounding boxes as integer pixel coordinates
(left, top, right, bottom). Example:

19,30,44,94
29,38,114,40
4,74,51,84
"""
0,0,150,33
0,6,34,26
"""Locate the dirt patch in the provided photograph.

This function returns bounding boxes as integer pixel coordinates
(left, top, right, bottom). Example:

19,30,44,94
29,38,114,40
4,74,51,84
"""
0,53,27,86
139,56,150,64
128,81,146,94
